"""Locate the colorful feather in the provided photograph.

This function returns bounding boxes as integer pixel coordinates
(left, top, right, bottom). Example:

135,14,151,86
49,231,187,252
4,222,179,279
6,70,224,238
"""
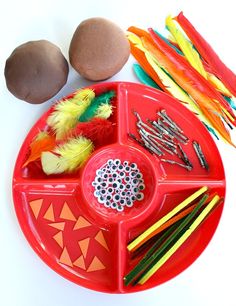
165,15,207,78
142,36,234,145
95,103,113,119
23,131,56,167
41,136,94,175
176,12,236,96
79,91,115,122
148,28,236,122
133,63,161,89
70,118,114,146
47,89,95,139
128,31,221,138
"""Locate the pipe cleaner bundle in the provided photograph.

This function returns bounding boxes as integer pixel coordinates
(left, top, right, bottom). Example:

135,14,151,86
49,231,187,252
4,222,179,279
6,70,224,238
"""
127,12,236,147
23,88,115,175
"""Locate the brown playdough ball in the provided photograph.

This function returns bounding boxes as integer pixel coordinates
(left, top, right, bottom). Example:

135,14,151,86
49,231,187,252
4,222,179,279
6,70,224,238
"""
5,40,69,104
69,18,130,81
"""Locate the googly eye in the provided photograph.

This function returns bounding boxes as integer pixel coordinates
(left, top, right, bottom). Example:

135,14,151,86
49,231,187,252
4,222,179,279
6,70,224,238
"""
136,173,143,179
126,184,131,190
101,181,107,188
98,196,105,204
120,198,126,206
130,171,137,177
117,205,124,212
131,186,139,194
104,201,111,207
126,200,133,207
100,189,107,196
113,194,120,202
107,159,113,165
119,171,125,178
102,173,109,179
139,183,145,191
124,176,130,182
111,165,117,171
108,177,114,183
118,164,123,171
107,187,113,194
136,193,144,201
112,173,118,179
123,161,129,166
114,159,121,166
126,191,131,196
112,181,120,189
92,181,97,187
125,166,130,172
96,169,103,176
130,163,137,170
132,178,139,186
111,202,118,209
106,194,112,201
94,190,100,197
95,176,103,184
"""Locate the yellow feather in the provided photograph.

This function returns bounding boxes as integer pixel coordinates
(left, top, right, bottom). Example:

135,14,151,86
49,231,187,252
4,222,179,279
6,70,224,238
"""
95,104,113,119
207,73,232,97
166,15,207,78
41,137,94,175
55,137,94,173
47,89,95,140
72,88,95,104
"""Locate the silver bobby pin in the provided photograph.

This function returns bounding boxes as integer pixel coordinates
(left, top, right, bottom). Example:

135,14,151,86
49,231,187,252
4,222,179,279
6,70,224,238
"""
158,109,183,133
192,141,209,171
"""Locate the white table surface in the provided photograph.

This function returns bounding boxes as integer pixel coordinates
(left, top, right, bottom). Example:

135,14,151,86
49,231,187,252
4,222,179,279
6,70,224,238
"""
1,0,236,305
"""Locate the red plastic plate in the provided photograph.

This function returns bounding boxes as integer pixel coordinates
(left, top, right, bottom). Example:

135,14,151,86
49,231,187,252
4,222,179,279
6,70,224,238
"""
12,82,225,293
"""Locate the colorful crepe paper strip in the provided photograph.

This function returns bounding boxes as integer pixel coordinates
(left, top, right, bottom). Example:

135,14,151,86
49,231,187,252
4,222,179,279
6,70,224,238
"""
22,89,115,175
124,187,221,286
127,13,236,147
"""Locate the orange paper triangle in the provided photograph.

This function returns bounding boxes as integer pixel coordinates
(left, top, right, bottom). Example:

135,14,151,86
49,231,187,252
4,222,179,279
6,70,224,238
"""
73,255,86,270
29,199,43,219
87,256,105,272
59,247,73,267
78,238,90,258
48,222,65,231
73,216,91,230
60,202,76,221
43,203,55,222
53,231,63,248
94,231,109,251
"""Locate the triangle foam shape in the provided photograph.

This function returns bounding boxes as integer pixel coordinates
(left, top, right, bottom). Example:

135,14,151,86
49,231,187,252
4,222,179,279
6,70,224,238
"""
73,255,86,270
87,256,105,272
53,231,63,248
29,199,43,219
59,247,73,267
78,238,90,258
48,222,65,231
43,203,55,222
60,202,76,221
73,216,91,230
94,230,109,251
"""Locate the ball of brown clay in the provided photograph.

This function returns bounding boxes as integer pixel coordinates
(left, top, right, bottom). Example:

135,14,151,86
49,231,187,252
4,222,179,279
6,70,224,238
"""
69,18,130,81
5,40,69,104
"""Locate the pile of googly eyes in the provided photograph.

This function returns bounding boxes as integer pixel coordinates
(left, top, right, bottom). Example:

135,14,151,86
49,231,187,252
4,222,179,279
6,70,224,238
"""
92,159,145,212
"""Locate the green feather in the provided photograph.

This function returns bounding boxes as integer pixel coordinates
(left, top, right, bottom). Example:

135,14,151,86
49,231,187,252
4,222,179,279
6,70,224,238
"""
133,63,161,89
79,91,115,122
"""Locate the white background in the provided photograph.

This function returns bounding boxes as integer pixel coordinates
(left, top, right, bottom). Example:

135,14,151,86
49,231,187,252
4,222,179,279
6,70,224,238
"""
1,0,236,305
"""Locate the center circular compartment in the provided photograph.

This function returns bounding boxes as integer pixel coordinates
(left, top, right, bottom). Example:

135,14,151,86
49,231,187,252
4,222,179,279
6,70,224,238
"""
81,144,160,223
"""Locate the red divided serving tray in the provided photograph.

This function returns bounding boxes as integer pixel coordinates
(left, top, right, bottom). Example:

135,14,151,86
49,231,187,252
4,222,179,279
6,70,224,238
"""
12,82,225,293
